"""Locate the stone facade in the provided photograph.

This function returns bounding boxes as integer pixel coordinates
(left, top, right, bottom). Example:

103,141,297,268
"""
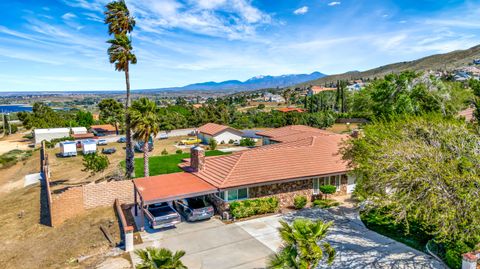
249,178,315,208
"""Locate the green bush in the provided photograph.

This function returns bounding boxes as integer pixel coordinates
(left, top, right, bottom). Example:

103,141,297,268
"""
175,149,183,154
161,148,168,155
230,197,279,219
239,138,256,147
293,195,307,209
445,241,473,269
209,139,218,150
44,136,74,148
319,185,337,198
313,199,340,208
0,150,33,169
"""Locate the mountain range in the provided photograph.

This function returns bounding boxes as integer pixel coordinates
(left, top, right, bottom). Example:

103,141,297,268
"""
153,72,326,92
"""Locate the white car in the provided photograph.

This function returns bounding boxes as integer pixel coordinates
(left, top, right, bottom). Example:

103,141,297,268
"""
97,139,108,146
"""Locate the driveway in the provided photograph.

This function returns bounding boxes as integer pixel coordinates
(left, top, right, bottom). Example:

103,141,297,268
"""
131,207,446,269
237,208,447,269
131,218,274,269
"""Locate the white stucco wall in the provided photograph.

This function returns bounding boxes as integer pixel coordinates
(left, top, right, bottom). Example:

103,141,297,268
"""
200,130,243,144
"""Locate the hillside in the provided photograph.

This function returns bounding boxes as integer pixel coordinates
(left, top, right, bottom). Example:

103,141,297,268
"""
297,44,480,87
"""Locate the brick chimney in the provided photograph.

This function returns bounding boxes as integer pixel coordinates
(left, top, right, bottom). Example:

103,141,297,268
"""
190,146,205,172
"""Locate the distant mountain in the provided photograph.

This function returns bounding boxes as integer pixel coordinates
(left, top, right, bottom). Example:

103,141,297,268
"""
161,71,326,91
296,44,480,87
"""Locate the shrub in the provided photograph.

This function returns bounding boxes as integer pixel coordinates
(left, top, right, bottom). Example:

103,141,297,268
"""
257,104,266,109
161,148,168,155
209,139,217,150
175,149,183,154
44,136,74,148
293,195,307,209
239,138,256,147
445,240,473,269
313,199,340,209
229,197,279,219
319,185,337,199
82,153,109,177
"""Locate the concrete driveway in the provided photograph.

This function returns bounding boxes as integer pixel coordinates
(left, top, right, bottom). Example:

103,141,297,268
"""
237,208,447,269
131,218,274,269
131,207,446,269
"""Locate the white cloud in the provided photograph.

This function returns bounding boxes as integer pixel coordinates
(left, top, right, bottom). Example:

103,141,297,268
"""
328,2,341,6
61,12,77,20
293,6,308,15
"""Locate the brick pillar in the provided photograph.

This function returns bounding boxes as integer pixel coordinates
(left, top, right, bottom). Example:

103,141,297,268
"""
462,253,478,269
190,146,205,172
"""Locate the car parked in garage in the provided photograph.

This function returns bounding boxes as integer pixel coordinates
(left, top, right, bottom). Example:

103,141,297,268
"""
173,197,214,222
144,202,181,229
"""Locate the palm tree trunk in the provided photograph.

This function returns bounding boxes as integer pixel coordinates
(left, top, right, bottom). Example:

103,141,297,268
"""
125,65,135,178
143,137,149,177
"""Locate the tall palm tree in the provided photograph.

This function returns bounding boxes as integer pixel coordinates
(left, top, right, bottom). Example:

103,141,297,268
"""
135,247,188,269
130,98,160,177
269,219,335,269
104,0,136,178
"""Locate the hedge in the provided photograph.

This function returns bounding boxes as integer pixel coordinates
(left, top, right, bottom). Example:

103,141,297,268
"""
229,197,279,219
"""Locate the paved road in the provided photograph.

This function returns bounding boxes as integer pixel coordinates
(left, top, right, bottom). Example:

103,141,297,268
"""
237,208,447,269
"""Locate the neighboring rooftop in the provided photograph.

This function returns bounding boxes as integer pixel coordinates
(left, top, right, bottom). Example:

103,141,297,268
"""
310,86,336,94
198,123,240,136
180,132,349,189
90,124,116,132
33,128,70,134
256,125,335,143
277,107,305,113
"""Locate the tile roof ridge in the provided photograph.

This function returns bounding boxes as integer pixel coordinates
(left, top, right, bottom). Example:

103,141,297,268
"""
220,152,245,188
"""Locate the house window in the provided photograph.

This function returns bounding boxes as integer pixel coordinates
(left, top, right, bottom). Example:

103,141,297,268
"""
314,175,342,193
313,177,320,194
224,188,249,201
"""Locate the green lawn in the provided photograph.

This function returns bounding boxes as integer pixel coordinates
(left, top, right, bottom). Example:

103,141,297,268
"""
123,150,230,178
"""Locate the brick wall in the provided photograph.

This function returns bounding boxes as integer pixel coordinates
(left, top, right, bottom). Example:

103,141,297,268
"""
51,187,85,226
83,181,134,209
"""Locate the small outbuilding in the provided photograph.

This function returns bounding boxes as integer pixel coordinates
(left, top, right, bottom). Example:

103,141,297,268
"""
71,127,88,135
60,141,77,157
197,123,243,145
82,139,97,154
33,128,70,145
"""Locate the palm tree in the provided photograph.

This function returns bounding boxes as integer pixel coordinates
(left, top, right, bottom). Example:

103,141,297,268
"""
269,219,335,269
135,247,188,269
104,0,136,178
130,98,160,177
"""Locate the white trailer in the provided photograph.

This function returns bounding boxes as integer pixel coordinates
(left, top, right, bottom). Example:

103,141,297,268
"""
60,141,77,157
82,140,97,155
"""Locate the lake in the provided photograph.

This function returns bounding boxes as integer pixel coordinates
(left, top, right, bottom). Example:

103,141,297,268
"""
0,104,33,113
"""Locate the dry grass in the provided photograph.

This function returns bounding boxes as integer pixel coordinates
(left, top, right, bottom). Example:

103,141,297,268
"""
0,185,122,269
326,123,358,134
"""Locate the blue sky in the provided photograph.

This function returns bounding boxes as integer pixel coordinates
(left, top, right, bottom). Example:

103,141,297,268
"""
0,0,479,91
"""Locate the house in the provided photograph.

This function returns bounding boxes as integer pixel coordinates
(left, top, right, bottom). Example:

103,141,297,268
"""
197,123,243,144
256,125,335,145
474,59,480,65
277,107,305,113
307,86,336,96
133,125,356,229
33,128,71,145
263,92,285,103
90,124,117,136
71,127,87,135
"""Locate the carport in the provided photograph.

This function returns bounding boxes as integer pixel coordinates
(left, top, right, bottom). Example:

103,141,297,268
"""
133,172,218,230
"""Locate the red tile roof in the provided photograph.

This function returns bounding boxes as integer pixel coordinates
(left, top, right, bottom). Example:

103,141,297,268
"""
458,107,475,122
134,172,217,204
198,123,241,136
90,124,116,132
256,125,335,142
277,107,305,113
180,133,350,189
72,133,95,139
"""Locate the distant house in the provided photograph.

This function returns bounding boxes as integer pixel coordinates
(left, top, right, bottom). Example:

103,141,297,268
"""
90,124,117,136
33,128,70,145
263,92,285,103
277,107,305,113
474,59,480,65
307,86,336,96
197,123,243,144
458,107,475,122
454,71,471,81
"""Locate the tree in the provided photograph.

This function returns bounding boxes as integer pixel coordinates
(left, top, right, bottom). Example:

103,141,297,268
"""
269,219,335,269
209,138,218,150
342,114,480,250
135,247,187,269
76,110,94,128
130,98,160,177
239,138,256,147
82,153,109,178
282,89,293,107
105,0,136,178
98,98,124,135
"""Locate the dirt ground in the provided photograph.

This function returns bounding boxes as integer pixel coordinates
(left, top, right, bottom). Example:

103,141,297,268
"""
0,132,32,154
0,185,125,269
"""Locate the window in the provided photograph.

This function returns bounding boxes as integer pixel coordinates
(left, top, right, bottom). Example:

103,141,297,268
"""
313,177,320,194
224,188,249,201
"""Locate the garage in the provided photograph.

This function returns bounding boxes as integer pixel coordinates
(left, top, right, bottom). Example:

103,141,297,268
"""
133,172,218,231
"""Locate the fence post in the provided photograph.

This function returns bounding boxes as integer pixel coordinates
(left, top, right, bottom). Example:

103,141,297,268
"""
125,231,134,252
